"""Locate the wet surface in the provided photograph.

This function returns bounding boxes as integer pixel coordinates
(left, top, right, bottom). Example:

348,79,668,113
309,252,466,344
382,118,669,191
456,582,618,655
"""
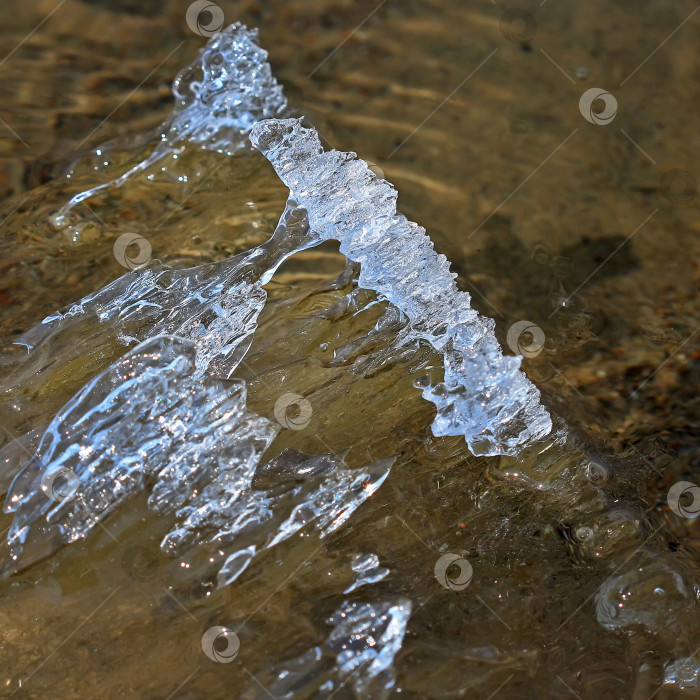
0,1,699,698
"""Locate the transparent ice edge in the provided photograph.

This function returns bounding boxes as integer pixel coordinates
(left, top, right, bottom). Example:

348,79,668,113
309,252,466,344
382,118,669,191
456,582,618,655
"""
10,195,315,383
240,598,412,699
250,118,553,456
10,26,552,460
1,335,393,581
53,22,288,223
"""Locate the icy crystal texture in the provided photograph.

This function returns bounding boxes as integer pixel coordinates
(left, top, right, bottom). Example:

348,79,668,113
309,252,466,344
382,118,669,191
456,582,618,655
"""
250,118,553,455
241,599,412,699
2,336,274,574
326,600,411,694
1,336,392,578
344,552,390,594
56,23,288,218
2,25,554,581
168,23,287,150
13,197,313,387
664,657,700,692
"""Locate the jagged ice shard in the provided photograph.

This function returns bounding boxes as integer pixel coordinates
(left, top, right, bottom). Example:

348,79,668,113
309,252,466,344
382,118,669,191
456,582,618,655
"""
0,22,555,579
2,17,693,700
240,599,412,699
2,335,393,578
54,22,288,221
2,23,554,563
250,118,553,455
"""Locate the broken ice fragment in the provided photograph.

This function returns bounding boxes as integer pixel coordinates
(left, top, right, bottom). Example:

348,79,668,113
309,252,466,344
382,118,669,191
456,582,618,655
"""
250,117,553,455
2,335,276,576
55,22,288,221
241,598,411,699
664,657,700,692
344,552,390,594
327,599,411,692
2,336,393,584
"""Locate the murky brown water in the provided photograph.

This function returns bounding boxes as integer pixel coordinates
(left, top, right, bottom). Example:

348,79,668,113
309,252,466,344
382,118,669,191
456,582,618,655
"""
0,1,699,698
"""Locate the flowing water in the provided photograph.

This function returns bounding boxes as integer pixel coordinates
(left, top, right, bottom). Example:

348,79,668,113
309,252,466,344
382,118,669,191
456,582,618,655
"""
0,1,699,698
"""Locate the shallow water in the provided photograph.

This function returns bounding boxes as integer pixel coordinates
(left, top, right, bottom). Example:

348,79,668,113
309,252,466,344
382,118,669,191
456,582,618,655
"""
0,1,699,698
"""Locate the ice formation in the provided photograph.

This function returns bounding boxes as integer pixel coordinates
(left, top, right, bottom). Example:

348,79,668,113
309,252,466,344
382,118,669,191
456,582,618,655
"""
595,556,691,631
1,336,392,578
4,19,552,552
345,552,390,593
0,22,565,698
5,25,551,470
250,118,553,455
241,599,412,699
1,20,555,582
326,600,411,694
664,657,700,692
54,23,288,221
12,196,313,385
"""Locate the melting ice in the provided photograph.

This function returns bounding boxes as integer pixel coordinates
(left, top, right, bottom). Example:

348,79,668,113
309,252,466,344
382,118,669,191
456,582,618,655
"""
0,22,559,696
240,599,412,699
53,22,288,222
250,117,553,455
2,335,392,579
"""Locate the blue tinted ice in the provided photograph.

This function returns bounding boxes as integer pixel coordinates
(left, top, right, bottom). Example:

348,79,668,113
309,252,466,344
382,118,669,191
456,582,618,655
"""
241,598,412,699
2,23,554,586
250,118,553,455
54,22,288,220
169,23,288,150
1,336,392,580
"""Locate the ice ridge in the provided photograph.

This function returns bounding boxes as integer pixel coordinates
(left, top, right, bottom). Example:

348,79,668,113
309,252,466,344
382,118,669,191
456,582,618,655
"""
250,118,553,455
